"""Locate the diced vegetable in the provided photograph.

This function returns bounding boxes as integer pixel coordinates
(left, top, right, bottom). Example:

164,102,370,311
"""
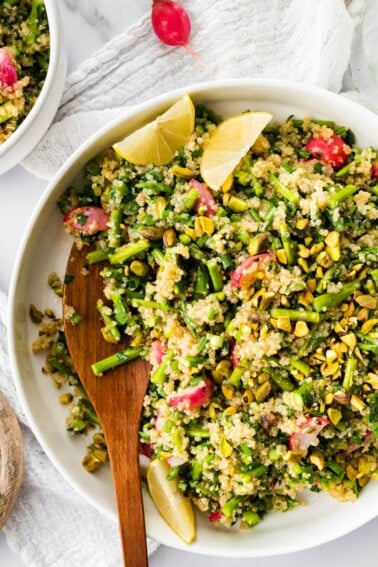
231,253,274,290
168,377,213,411
63,206,110,234
0,48,18,86
289,417,330,453
189,179,217,216
305,134,349,168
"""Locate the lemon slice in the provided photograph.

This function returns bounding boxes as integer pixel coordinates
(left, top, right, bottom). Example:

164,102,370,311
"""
147,458,196,544
200,111,273,190
113,95,195,166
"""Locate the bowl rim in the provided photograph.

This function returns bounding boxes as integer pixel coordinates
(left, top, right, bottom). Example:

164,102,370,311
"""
7,77,378,556
0,0,63,159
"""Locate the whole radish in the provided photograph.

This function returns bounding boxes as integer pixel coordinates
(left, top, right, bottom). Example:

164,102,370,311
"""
151,0,191,47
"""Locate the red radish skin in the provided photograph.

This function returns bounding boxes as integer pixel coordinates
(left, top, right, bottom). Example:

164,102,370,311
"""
346,431,372,454
305,135,350,168
140,442,154,459
371,162,378,179
63,206,109,234
289,416,330,453
151,0,203,62
209,510,222,522
190,179,217,217
151,0,191,46
0,48,18,87
168,377,213,411
231,253,275,290
230,340,238,368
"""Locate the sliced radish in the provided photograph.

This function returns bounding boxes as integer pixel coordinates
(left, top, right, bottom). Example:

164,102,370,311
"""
231,253,274,290
289,416,330,453
168,377,213,411
63,206,109,234
371,162,378,179
230,340,238,368
0,48,18,87
151,340,166,367
189,179,217,217
346,431,372,454
305,135,349,168
209,510,222,522
140,442,154,459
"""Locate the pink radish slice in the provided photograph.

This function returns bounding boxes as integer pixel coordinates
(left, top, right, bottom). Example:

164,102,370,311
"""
371,162,378,179
168,377,213,411
231,253,274,290
305,135,349,168
63,206,109,233
209,510,222,522
346,431,372,454
151,340,166,366
190,179,217,217
0,48,18,86
289,416,330,453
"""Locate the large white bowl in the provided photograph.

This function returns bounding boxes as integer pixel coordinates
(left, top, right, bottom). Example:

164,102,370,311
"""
8,79,378,557
0,0,66,175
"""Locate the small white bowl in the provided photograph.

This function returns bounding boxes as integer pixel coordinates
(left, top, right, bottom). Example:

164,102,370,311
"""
8,79,378,557
0,0,66,175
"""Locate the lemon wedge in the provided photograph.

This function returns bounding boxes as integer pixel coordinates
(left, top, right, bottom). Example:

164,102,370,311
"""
113,95,195,166
147,458,196,544
200,111,273,190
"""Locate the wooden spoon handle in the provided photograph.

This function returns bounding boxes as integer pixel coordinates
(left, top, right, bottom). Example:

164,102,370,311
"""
0,391,24,528
101,418,148,567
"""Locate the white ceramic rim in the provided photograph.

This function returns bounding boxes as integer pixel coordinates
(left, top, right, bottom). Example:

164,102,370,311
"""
8,78,378,557
0,0,66,173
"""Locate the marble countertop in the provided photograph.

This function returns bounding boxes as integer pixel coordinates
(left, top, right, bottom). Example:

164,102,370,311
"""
1,0,378,565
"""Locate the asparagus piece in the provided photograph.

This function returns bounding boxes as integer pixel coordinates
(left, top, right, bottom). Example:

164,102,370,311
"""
206,259,223,292
91,346,143,376
312,280,360,312
110,240,150,264
327,184,359,209
271,308,320,323
343,357,357,390
0,101,16,125
270,173,299,204
25,0,45,46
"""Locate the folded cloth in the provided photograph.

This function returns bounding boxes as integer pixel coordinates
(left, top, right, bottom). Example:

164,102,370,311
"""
0,290,159,566
23,0,356,179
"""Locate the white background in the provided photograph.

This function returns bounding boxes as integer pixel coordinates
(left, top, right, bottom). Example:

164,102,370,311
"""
0,0,377,565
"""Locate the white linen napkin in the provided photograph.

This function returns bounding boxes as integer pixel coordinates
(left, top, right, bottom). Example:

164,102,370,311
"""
2,1,373,566
23,0,356,179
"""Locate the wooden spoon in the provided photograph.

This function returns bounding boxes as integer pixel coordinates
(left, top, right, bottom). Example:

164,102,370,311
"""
0,391,24,528
63,244,150,567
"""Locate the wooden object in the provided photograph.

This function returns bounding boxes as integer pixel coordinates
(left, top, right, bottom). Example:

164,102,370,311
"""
63,245,149,567
0,391,24,528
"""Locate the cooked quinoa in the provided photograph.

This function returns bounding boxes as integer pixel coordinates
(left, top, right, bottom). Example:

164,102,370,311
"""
0,0,49,144
36,103,378,531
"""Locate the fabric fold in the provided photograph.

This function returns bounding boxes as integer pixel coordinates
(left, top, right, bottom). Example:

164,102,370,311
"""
22,0,355,179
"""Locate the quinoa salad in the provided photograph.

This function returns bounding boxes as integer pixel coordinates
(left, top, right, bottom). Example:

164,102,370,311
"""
32,102,378,533
0,0,49,144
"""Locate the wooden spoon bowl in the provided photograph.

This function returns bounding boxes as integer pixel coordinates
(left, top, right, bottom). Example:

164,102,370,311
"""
63,244,150,567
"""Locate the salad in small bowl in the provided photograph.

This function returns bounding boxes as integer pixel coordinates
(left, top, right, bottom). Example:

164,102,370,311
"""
0,0,66,174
